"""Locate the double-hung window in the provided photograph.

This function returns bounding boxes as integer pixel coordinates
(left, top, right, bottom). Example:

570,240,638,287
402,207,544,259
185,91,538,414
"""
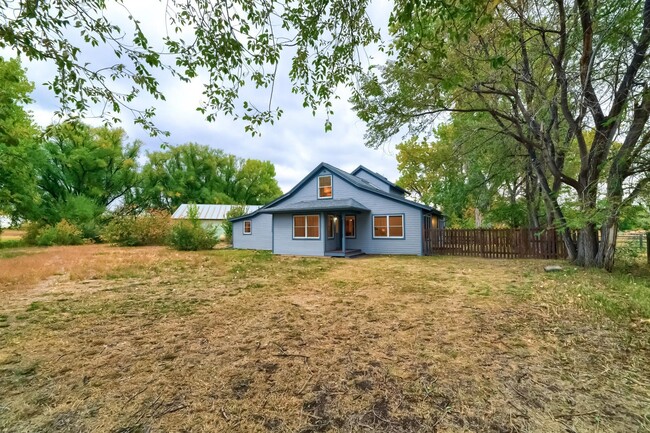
318,175,332,199
373,215,404,238
294,215,320,239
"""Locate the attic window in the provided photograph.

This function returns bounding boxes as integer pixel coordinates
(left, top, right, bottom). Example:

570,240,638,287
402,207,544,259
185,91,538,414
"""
318,175,332,199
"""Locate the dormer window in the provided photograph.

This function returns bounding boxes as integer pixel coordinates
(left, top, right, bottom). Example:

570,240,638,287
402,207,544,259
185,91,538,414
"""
318,175,332,199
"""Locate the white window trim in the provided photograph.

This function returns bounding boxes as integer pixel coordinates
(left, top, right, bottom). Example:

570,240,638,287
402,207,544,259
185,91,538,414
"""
372,214,405,239
293,214,320,239
318,175,333,199
243,220,252,235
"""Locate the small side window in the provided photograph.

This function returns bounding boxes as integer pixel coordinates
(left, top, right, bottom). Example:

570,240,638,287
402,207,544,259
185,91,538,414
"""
243,220,252,235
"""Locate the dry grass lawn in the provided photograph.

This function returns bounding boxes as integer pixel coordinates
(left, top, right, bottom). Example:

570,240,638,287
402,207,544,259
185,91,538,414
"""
0,245,649,433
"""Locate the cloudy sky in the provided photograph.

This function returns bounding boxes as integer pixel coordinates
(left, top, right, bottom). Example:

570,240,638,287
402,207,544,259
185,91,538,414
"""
5,1,398,193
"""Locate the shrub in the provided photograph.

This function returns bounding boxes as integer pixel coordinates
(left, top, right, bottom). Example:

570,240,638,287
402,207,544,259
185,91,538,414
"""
223,204,248,244
34,220,84,246
101,210,172,246
54,195,105,241
22,222,45,245
168,221,218,251
616,238,646,267
168,204,219,251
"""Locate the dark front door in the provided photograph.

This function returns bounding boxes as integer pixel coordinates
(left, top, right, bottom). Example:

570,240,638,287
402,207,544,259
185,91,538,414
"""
326,214,342,251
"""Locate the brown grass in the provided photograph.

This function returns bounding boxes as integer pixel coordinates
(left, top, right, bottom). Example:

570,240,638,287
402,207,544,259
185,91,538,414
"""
0,246,649,433
0,229,25,240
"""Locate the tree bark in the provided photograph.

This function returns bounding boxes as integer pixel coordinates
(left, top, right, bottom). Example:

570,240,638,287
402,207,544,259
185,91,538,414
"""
525,163,541,228
598,219,618,272
525,146,577,260
576,223,599,267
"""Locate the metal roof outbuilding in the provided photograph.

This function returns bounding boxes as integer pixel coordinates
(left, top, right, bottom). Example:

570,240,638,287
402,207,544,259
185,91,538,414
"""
172,204,262,220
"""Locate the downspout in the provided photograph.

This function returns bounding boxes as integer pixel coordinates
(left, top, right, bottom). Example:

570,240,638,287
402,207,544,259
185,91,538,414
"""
342,213,346,255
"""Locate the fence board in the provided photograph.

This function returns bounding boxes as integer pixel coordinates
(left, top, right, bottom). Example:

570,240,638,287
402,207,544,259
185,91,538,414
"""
424,228,566,259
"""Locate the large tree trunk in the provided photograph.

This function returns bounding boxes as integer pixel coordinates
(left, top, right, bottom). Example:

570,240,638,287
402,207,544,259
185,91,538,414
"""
526,149,577,260
474,208,483,227
576,223,599,266
597,219,618,272
524,163,541,228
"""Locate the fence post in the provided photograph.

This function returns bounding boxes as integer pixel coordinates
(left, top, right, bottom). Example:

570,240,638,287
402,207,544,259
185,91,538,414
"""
647,232,650,265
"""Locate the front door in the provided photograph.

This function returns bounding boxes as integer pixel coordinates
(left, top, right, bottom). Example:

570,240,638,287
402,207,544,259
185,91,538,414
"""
326,214,342,251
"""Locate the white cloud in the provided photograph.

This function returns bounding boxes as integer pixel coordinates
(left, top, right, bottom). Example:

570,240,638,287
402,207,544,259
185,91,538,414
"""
3,0,399,193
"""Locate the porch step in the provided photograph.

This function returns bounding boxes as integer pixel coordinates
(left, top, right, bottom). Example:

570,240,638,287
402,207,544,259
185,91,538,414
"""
326,249,364,258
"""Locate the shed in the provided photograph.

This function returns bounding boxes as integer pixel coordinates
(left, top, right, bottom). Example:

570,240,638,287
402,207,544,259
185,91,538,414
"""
172,204,261,240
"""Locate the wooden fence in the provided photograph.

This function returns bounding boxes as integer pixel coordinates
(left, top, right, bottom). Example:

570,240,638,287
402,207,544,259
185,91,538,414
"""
423,228,566,259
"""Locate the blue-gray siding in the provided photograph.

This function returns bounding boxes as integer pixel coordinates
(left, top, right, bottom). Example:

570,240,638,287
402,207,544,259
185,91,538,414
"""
232,213,273,250
272,168,423,255
272,213,325,256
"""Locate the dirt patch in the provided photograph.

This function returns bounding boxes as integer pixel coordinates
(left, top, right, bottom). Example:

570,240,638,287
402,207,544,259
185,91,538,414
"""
0,246,648,432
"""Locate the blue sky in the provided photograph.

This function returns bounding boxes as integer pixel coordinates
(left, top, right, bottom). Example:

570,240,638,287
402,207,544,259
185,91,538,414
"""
4,1,399,193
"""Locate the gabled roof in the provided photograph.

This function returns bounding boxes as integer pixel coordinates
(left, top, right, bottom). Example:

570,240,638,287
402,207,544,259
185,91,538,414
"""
173,204,261,220
351,165,407,194
230,162,442,222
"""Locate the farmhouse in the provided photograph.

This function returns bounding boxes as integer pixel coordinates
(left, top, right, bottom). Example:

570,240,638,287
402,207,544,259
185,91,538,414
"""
172,204,261,240
230,162,443,256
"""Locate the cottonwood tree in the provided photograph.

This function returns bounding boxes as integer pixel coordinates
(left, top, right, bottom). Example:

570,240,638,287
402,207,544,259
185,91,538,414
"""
353,0,650,270
396,113,537,228
40,123,141,209
0,0,378,134
138,143,282,209
0,57,40,223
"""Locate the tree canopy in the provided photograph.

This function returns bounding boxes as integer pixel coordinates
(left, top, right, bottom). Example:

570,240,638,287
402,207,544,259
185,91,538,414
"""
35,123,141,228
0,0,378,134
396,113,533,228
0,57,39,222
138,143,282,210
353,0,650,270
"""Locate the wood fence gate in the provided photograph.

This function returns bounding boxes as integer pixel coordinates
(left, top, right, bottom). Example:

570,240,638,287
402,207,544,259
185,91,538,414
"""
423,228,566,259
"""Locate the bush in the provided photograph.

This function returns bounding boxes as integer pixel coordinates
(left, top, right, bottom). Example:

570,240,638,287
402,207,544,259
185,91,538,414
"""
168,221,219,251
54,195,105,241
102,210,172,246
616,238,646,267
168,204,219,251
34,220,84,246
22,221,45,245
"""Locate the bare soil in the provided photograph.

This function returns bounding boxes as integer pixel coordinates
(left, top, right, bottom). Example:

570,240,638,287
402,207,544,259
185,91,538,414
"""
0,245,648,432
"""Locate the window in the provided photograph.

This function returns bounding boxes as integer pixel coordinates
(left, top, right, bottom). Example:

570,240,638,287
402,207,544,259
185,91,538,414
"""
327,215,338,239
243,220,252,234
294,215,320,239
373,215,404,238
318,175,332,199
345,215,356,238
